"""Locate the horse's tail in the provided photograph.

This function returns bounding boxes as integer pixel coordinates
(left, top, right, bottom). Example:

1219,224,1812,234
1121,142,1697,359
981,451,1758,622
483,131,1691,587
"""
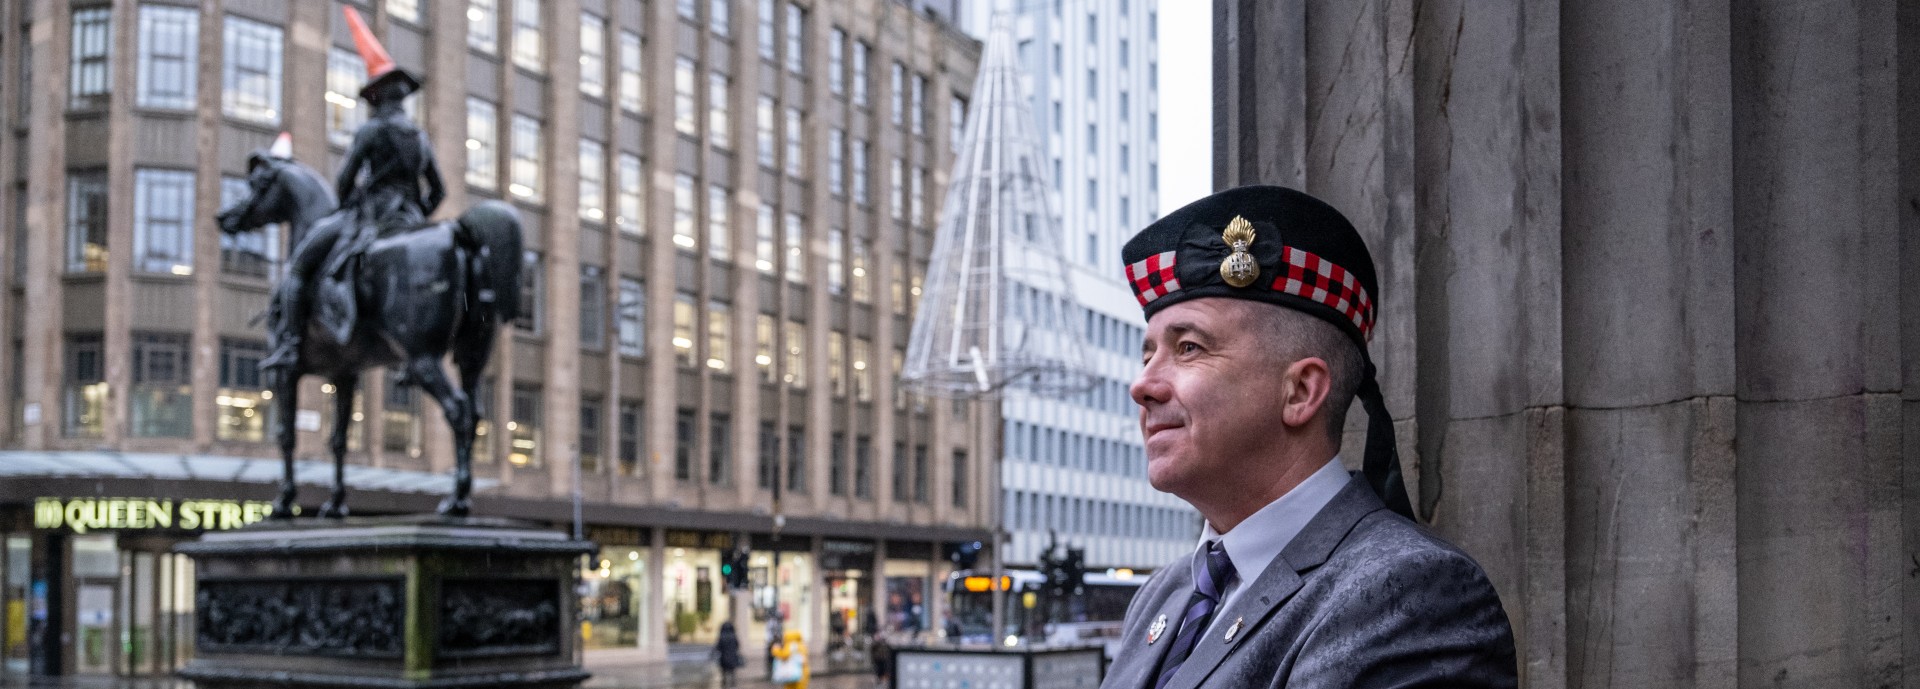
456,199,523,323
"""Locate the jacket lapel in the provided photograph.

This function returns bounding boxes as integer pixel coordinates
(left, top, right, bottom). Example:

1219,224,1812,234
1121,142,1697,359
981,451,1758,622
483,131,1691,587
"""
1165,475,1386,689
1108,560,1196,689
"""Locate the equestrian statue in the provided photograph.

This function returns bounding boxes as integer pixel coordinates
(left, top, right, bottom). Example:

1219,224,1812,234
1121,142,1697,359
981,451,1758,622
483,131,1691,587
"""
215,7,521,519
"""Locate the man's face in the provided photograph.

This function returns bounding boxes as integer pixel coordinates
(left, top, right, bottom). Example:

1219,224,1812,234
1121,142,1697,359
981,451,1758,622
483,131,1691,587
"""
1130,298,1293,498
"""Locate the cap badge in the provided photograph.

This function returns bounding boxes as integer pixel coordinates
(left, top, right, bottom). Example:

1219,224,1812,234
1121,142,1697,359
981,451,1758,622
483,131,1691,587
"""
1147,614,1168,644
1220,215,1260,288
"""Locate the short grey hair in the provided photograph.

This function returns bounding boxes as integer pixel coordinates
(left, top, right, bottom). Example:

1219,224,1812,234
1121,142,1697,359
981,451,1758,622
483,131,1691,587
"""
1245,304,1364,444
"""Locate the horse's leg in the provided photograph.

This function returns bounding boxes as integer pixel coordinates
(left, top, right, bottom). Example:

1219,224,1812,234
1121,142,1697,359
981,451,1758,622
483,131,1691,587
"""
318,374,357,518
408,355,474,517
269,372,300,519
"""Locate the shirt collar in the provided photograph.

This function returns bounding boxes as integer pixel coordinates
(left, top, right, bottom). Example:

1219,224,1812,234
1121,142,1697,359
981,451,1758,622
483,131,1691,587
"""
1198,457,1351,582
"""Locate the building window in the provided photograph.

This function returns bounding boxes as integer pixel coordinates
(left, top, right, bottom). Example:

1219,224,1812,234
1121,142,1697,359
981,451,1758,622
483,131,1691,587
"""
580,12,607,98
468,0,498,53
782,320,806,388
889,157,904,220
617,277,645,357
580,264,606,350
677,0,697,20
755,203,777,272
382,373,420,457
828,27,846,95
710,0,730,35
509,385,542,466
758,421,778,489
708,413,730,485
69,8,111,109
616,153,643,234
758,0,777,61
826,228,844,294
828,128,845,196
465,98,498,189
219,176,278,279
578,396,602,473
1087,178,1097,209
512,0,543,71
137,5,197,110
618,30,643,113
674,57,697,135
853,436,872,499
673,174,696,248
65,173,107,274
951,449,969,507
911,74,927,135
784,108,804,177
782,212,804,282
509,114,542,200
913,445,929,503
829,431,846,495
706,300,730,371
672,292,696,367
755,314,776,384
134,169,195,275
515,250,543,333
852,337,872,402
829,331,846,397
1087,122,1097,155
951,95,967,151
223,16,283,124
852,40,870,107
131,332,192,438
786,426,806,492
1087,13,1097,41
756,96,777,167
891,441,909,503
674,408,695,480
708,71,731,149
217,337,270,443
387,0,421,24
579,139,606,222
850,239,870,303
784,3,805,74
65,334,106,438
890,258,905,314
889,62,904,125
326,48,367,147
852,139,869,205
892,349,906,409
617,399,641,476
910,169,925,227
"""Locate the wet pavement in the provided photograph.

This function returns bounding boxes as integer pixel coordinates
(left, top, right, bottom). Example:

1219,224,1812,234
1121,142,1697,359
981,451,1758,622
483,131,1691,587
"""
1,652,882,689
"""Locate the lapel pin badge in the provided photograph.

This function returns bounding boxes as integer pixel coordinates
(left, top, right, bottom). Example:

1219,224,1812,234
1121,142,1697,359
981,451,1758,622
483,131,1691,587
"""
1223,616,1244,642
1147,614,1168,644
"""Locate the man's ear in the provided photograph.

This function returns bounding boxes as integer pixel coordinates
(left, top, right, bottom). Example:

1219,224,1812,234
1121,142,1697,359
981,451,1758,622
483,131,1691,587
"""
1281,356,1332,430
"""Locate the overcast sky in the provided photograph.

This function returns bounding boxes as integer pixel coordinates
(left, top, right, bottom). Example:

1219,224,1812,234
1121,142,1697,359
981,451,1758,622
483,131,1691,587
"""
1155,3,1212,215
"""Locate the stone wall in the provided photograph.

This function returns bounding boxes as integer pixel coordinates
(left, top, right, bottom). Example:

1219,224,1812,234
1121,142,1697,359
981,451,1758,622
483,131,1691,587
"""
1213,1,1917,687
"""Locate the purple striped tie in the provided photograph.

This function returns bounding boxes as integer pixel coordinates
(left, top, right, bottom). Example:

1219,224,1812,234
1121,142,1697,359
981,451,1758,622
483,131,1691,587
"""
1152,540,1236,689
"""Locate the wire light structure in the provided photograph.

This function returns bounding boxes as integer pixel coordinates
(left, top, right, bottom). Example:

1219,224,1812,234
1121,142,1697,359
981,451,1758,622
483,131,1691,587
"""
904,14,1096,399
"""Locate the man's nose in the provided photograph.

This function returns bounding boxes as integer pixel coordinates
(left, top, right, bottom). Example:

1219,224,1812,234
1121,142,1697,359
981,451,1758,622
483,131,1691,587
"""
1130,357,1169,407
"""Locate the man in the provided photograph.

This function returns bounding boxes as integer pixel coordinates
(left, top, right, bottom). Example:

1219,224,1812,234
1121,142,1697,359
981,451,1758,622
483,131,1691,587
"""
260,7,444,372
1102,186,1516,688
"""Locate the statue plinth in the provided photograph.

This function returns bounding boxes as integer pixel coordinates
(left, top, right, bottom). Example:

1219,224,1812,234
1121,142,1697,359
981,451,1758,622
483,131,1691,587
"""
176,516,595,689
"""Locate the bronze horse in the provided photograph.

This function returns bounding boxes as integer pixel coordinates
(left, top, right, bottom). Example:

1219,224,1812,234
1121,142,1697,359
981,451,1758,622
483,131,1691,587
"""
215,154,521,518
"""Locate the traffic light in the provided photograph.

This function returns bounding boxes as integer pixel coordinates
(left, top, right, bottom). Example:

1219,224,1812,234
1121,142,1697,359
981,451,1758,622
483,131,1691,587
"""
722,546,751,590
1062,547,1085,596
948,540,983,570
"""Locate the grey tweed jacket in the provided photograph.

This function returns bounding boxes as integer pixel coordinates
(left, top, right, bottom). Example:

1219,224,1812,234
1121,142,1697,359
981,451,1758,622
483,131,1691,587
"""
1101,475,1517,689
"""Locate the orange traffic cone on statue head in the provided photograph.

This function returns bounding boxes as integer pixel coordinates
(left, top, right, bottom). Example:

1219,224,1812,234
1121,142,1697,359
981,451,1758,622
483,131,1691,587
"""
342,6,421,101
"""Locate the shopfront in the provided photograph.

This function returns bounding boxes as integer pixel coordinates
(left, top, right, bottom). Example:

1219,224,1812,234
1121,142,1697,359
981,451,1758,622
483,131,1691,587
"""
661,530,734,645
818,539,876,673
579,526,655,652
8,496,277,677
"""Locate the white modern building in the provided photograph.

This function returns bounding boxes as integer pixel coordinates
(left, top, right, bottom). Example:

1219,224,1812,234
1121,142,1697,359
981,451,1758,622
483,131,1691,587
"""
963,1,1199,572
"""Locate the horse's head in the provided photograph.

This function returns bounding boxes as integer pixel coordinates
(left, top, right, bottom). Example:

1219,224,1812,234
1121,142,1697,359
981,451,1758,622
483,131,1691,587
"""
216,154,300,235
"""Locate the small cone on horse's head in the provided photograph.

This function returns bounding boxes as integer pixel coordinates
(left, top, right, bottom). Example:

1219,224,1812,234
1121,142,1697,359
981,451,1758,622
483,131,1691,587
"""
343,6,421,100
247,132,295,171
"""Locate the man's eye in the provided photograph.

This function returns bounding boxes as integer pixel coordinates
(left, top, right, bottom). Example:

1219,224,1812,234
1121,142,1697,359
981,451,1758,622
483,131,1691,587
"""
1179,342,1201,354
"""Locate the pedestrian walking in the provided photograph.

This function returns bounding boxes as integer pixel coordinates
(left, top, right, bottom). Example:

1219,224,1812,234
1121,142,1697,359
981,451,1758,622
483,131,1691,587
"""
711,621,743,689
869,634,894,688
770,629,809,689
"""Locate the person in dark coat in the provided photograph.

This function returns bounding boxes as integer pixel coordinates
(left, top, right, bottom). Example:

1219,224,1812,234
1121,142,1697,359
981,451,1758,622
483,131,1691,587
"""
869,634,894,688
712,621,744,688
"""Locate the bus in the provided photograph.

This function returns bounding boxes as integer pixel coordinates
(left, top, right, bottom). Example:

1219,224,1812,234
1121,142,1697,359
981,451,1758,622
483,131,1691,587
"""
943,568,1147,658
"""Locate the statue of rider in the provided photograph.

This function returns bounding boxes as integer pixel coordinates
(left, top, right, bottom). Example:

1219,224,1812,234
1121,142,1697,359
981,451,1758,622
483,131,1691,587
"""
259,7,445,373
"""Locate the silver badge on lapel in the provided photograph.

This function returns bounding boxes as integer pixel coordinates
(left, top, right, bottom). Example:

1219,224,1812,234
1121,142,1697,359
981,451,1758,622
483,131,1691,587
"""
1147,614,1168,644
1223,616,1244,642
